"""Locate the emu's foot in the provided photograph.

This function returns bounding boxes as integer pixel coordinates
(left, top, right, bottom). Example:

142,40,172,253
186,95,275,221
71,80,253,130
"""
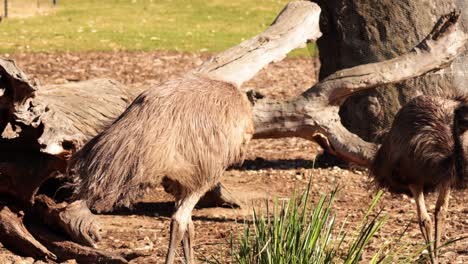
197,183,243,208
0,205,56,260
33,195,101,248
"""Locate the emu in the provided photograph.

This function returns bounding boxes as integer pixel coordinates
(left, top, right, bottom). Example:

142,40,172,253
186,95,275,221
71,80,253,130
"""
371,94,467,264
68,74,254,264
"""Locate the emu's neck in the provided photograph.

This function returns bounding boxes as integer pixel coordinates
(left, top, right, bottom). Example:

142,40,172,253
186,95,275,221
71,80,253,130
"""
453,107,468,184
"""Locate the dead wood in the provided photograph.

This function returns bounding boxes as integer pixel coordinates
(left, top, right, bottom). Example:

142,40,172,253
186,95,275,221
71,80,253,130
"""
0,1,322,206
0,205,56,260
33,195,101,248
1,7,463,179
0,153,66,207
0,59,134,260
0,0,321,206
26,219,128,264
251,11,467,166
12,80,132,156
197,1,321,87
0,198,127,263
0,1,321,259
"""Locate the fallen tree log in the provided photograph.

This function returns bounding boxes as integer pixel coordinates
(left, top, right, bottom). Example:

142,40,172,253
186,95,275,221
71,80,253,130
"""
0,205,56,260
27,196,128,264
251,11,467,166
0,63,136,261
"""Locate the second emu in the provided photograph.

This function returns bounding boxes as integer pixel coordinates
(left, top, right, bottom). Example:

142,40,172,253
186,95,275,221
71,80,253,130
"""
68,74,254,264
371,94,467,264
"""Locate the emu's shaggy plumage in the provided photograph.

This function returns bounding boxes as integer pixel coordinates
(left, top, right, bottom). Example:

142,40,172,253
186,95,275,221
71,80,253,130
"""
68,74,253,264
70,75,253,211
372,94,468,194
371,94,467,264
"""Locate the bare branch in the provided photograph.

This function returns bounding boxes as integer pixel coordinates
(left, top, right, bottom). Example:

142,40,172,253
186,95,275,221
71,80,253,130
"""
252,97,376,165
251,11,467,166
198,1,321,87
33,195,101,248
313,116,377,166
309,11,467,105
0,206,56,260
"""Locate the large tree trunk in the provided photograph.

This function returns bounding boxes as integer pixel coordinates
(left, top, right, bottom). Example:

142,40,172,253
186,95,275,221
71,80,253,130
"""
315,0,468,141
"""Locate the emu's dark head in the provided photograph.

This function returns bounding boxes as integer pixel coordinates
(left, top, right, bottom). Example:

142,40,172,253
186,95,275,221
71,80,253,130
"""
455,104,468,134
454,103,468,186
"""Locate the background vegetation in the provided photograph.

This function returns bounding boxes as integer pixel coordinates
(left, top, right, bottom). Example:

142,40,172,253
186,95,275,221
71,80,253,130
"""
0,0,313,55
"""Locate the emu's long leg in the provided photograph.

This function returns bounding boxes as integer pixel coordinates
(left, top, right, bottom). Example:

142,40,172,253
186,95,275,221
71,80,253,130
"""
182,220,195,263
409,185,436,264
434,182,451,262
165,189,206,264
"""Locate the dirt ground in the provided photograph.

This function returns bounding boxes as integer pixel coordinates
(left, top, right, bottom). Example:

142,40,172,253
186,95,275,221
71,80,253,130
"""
0,52,467,263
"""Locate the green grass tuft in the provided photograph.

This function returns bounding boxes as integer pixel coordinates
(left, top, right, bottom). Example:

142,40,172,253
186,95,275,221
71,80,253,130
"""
207,184,426,264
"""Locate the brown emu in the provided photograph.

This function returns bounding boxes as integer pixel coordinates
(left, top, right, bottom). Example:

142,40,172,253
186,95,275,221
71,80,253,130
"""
371,94,468,263
68,74,254,264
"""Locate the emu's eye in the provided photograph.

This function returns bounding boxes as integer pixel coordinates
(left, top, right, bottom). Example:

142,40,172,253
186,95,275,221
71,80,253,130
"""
457,117,468,133
460,119,468,129
455,106,468,130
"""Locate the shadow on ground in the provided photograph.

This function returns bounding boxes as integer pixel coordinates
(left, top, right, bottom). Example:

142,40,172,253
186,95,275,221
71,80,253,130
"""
105,155,348,220
231,153,348,171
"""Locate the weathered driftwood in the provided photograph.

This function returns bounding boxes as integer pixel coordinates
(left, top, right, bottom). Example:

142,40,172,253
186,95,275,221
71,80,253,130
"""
26,221,128,264
32,195,101,248
0,61,133,156
0,205,56,260
197,1,321,87
251,11,467,166
0,62,135,261
27,196,128,264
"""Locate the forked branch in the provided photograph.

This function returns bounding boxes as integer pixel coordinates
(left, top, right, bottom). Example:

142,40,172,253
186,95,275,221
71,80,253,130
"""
252,11,467,166
310,11,467,105
198,1,321,87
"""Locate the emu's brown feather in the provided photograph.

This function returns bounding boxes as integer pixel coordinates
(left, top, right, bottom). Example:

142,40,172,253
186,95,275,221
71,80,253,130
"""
371,94,468,194
69,74,253,213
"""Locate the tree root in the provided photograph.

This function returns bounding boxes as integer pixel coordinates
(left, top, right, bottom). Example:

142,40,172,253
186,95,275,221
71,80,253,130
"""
0,205,56,260
33,195,101,248
26,219,128,264
0,197,132,263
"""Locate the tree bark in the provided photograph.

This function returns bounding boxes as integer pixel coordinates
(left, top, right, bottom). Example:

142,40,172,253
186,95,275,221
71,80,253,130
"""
26,221,128,264
32,195,101,248
314,0,468,141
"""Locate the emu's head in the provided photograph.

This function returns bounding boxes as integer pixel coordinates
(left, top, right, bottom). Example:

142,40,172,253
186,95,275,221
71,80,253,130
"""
455,105,468,134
